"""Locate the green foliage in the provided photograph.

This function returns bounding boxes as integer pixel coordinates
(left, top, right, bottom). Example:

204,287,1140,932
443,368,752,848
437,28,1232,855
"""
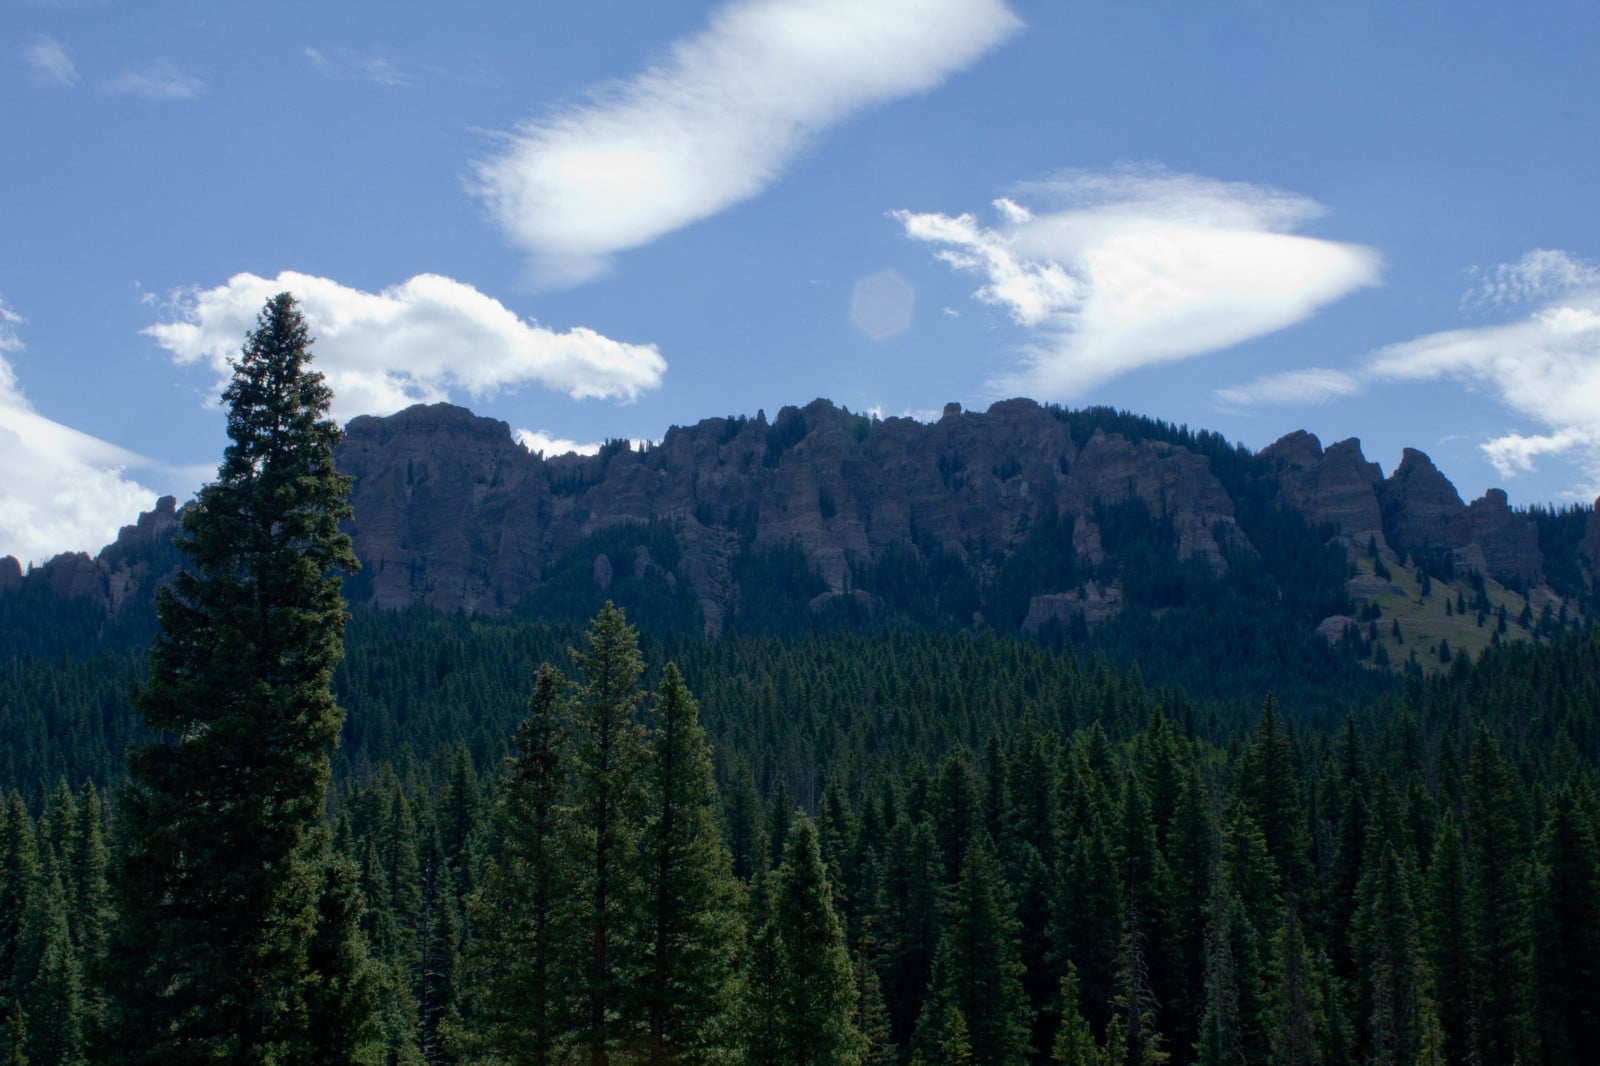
6,394,1600,1066
639,664,743,1063
102,292,377,1065
513,521,702,636
775,816,865,1066
919,839,1029,1066
1466,724,1533,1065
457,664,575,1064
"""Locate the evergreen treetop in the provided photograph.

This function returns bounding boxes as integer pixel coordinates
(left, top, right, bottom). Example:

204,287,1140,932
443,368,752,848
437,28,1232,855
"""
103,292,372,1065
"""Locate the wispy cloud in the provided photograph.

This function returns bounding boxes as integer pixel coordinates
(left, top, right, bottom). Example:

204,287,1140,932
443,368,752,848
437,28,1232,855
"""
22,36,77,87
895,166,1380,398
0,298,158,566
304,45,412,87
1218,249,1600,493
1370,280,1600,488
144,271,667,423
1460,248,1600,313
103,60,205,100
472,0,1023,286
1214,367,1361,409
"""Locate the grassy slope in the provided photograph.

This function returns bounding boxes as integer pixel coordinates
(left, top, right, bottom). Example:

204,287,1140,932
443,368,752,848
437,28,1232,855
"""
1343,553,1555,673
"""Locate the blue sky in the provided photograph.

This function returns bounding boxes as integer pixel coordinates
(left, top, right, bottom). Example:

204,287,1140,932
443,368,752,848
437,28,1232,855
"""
3,0,1598,565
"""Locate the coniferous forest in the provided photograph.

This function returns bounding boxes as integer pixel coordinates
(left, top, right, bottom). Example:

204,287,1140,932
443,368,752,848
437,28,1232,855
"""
4,296,1600,1065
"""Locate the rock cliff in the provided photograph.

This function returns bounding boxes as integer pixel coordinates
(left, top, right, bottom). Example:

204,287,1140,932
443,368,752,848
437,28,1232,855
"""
4,399,1587,636
1262,432,1547,584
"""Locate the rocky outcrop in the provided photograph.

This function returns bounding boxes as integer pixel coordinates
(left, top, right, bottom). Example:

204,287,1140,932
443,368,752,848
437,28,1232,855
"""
41,553,108,606
1466,489,1542,585
1584,499,1600,574
1380,449,1470,554
1022,582,1124,633
330,398,1252,630
1068,430,1237,574
1265,432,1548,584
2,398,1590,634
1,495,184,614
1263,432,1385,547
339,403,549,614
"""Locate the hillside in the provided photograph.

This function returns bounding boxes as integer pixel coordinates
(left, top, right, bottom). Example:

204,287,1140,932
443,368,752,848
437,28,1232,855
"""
7,398,1598,671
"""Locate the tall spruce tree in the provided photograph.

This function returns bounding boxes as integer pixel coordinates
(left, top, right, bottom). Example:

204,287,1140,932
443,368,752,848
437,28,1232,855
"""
918,838,1029,1066
101,293,376,1064
567,603,650,1065
740,866,786,1065
1422,813,1470,1065
638,663,742,1064
1465,723,1531,1065
776,815,866,1066
459,663,574,1065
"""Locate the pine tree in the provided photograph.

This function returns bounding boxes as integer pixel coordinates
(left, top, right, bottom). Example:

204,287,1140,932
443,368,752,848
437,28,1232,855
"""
0,794,39,1030
1354,844,1421,1066
438,742,479,894
933,753,982,887
854,927,896,1066
16,868,85,1066
919,839,1029,1066
1158,760,1214,1059
102,292,374,1065
639,663,742,1064
777,816,865,1066
416,836,460,1065
1530,785,1600,1065
302,854,385,1066
66,783,110,1035
1268,908,1324,1066
740,866,786,1065
458,663,574,1065
1057,815,1122,1038
567,603,650,1066
380,788,424,980
1422,813,1470,1065
1113,905,1168,1066
1237,695,1310,894
723,757,764,882
1197,888,1268,1066
935,1008,974,1066
1465,724,1531,1065
878,817,943,1046
1053,965,1102,1066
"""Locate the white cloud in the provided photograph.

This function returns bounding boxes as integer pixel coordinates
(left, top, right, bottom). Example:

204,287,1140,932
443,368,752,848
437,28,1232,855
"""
0,299,158,566
143,271,667,422
1216,248,1600,492
895,166,1380,398
304,46,412,87
1369,282,1600,487
23,36,77,87
1462,249,1600,312
1214,367,1361,409
515,428,603,457
103,60,206,100
472,0,1022,286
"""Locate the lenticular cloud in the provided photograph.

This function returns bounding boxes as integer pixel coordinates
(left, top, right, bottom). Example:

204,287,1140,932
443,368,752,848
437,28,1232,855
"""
471,0,1023,286
894,167,1381,398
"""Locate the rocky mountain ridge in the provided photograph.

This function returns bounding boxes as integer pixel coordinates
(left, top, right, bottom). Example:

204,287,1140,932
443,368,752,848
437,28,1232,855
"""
7,398,1598,639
